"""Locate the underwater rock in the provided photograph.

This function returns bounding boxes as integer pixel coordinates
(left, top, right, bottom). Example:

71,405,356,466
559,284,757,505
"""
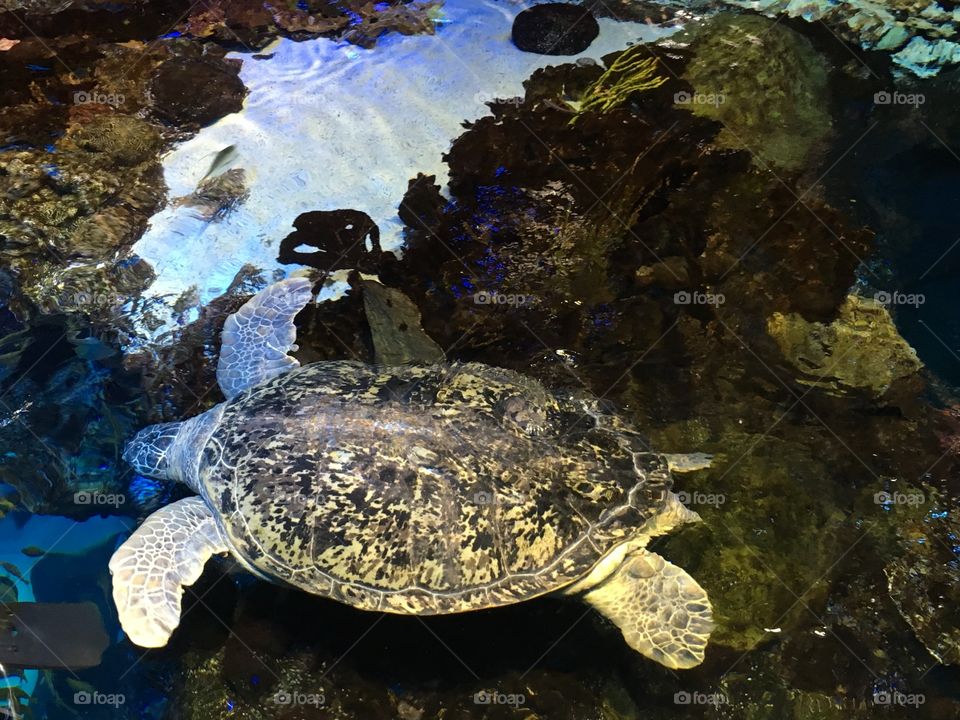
396,173,446,236
511,3,600,56
0,34,224,332
277,209,388,277
389,46,873,395
686,0,960,77
361,279,444,365
677,13,832,173
69,114,162,167
0,124,165,322
151,55,246,127
174,0,443,49
766,294,923,399
389,48,735,365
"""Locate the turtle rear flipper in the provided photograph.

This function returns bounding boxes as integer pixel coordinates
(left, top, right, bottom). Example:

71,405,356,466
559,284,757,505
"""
109,498,228,648
216,277,314,399
581,550,713,669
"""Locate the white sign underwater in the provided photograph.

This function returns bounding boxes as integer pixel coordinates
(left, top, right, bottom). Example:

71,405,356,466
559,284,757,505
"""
131,0,674,339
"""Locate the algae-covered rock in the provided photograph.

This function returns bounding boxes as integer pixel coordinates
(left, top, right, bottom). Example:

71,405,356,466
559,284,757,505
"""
767,295,923,398
660,430,848,653
69,114,162,167
678,13,832,172
709,0,960,77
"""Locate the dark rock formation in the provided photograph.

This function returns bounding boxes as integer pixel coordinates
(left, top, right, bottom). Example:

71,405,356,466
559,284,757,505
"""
151,55,247,127
511,3,599,56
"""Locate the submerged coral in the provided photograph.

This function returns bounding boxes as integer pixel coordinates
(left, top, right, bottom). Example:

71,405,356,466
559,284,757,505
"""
570,44,668,124
151,54,247,128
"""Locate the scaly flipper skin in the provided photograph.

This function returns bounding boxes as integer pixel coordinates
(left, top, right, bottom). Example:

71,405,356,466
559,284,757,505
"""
581,549,713,669
216,277,314,400
109,497,228,648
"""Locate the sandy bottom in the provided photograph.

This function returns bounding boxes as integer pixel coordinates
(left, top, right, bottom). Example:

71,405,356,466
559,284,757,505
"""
130,0,673,339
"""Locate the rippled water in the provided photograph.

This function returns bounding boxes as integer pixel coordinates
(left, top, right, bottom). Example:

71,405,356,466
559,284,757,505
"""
130,0,669,341
1,0,960,718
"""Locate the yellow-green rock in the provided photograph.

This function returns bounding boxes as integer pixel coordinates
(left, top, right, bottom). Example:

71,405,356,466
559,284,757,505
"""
678,13,832,172
766,294,922,398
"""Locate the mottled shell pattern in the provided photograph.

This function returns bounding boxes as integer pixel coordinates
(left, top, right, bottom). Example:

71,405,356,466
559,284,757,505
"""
198,361,673,614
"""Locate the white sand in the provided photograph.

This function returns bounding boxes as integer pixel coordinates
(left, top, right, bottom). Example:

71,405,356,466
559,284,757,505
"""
130,0,674,340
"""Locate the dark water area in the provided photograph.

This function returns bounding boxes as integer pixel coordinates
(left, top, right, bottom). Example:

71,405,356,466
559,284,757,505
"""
2,0,960,718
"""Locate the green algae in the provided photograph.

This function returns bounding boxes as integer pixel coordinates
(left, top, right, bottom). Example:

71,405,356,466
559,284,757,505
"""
677,13,833,173
655,429,849,652
570,45,668,125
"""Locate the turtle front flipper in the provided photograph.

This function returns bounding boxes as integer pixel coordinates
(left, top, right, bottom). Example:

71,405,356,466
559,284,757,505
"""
109,497,228,648
216,277,314,399
580,550,713,669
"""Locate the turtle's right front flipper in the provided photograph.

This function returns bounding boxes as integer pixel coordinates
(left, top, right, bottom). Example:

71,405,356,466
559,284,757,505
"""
216,277,315,399
109,497,228,648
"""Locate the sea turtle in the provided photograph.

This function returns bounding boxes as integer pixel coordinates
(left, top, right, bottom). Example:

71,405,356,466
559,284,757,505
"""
110,278,714,668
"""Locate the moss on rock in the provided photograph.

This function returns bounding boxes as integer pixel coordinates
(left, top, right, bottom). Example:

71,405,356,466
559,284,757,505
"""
766,294,923,399
678,13,832,173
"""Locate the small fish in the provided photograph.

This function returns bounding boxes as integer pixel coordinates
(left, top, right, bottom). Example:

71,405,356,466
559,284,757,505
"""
20,546,45,558
0,562,24,581
200,144,238,181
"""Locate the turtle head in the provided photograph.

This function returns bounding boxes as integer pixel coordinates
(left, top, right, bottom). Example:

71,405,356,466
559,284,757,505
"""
123,408,224,491
123,422,184,482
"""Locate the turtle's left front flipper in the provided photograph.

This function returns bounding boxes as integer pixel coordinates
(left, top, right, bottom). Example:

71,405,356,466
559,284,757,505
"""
217,277,314,399
581,550,713,669
109,497,228,648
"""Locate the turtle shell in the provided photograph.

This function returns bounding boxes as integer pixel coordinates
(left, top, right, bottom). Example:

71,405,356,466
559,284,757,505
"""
198,361,672,613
